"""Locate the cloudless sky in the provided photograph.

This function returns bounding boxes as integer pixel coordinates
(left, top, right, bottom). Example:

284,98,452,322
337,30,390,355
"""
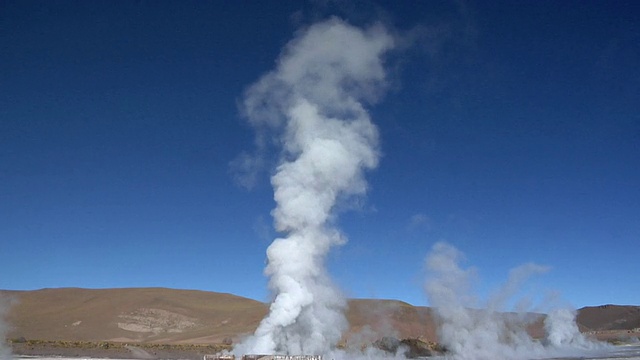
1,1,638,309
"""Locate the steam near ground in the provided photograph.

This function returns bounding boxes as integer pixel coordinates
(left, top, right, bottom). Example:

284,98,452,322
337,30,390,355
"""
423,242,608,360
230,17,623,360
1,295,14,360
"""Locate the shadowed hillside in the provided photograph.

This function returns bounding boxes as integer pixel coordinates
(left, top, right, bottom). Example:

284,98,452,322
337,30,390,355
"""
2,288,638,345
577,305,640,331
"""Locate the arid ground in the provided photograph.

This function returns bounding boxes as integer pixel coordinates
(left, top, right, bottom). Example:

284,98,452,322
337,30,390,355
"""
2,288,639,358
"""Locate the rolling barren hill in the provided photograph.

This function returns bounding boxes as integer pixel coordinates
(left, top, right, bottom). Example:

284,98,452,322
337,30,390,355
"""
345,299,438,344
1,288,638,345
577,304,640,331
2,288,268,344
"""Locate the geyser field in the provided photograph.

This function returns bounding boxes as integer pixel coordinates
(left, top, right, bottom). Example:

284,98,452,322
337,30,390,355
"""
224,17,633,360
2,7,638,360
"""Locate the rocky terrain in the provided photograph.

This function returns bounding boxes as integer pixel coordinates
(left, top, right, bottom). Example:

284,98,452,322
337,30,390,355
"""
1,288,638,358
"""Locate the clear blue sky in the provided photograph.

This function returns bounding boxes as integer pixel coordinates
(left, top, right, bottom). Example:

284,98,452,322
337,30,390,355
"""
1,1,638,309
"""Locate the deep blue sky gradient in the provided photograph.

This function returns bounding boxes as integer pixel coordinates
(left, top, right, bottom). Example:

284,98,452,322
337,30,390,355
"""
1,1,638,308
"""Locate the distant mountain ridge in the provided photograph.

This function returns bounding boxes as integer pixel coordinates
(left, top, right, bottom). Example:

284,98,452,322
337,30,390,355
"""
1,288,638,344
577,304,640,331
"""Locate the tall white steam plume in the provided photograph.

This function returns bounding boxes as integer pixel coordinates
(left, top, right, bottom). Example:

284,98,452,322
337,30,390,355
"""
233,18,394,355
424,242,605,360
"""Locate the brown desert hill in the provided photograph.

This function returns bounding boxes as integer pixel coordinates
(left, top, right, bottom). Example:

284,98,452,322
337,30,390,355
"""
345,299,438,344
577,304,640,331
1,288,438,344
2,288,268,344
2,288,639,346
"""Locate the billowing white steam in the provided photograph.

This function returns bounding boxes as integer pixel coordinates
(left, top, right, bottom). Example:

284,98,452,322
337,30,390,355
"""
544,308,594,349
425,242,605,360
233,18,394,355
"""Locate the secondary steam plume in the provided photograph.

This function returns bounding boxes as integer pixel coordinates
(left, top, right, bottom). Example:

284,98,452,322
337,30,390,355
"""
424,242,604,360
233,18,394,355
544,308,594,349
